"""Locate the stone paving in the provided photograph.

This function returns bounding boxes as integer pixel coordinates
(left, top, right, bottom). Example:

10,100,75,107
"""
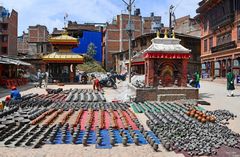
199,80,240,133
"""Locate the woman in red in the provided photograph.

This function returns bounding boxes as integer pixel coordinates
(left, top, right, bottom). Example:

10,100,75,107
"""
91,74,102,91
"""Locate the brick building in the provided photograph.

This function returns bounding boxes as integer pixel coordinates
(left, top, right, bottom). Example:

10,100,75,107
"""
17,25,50,55
17,32,29,55
174,15,201,37
196,0,240,78
0,6,18,56
28,25,50,55
102,10,162,70
52,21,105,38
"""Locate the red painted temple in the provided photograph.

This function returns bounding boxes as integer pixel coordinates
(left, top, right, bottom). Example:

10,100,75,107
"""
144,31,191,87
130,31,198,102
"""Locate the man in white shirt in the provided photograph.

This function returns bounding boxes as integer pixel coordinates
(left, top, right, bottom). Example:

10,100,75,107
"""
44,71,49,88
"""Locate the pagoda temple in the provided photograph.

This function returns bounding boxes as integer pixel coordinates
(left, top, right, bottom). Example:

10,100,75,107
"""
43,32,83,83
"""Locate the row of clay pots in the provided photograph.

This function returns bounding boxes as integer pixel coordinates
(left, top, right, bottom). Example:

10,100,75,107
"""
143,130,158,151
65,91,105,102
60,109,74,125
117,111,129,129
4,124,30,145
43,109,63,126
31,108,56,125
14,125,39,147
74,109,83,127
72,124,81,144
85,109,94,130
186,108,216,123
0,124,20,141
98,110,105,129
108,109,117,129
33,125,54,148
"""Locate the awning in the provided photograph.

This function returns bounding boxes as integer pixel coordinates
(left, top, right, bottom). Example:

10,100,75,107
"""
0,60,10,64
0,56,31,66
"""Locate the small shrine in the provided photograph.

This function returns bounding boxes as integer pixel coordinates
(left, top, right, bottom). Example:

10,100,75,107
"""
43,32,83,83
130,30,198,102
144,30,191,87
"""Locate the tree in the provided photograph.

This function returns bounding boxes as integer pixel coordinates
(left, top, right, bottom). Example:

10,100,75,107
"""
86,42,97,58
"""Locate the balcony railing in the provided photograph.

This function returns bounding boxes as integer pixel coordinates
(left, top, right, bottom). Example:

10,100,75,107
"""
210,13,235,31
211,41,237,53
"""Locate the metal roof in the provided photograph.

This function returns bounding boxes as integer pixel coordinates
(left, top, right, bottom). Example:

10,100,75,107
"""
0,56,31,66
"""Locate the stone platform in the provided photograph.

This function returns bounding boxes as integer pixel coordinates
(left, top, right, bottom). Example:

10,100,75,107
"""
129,84,199,102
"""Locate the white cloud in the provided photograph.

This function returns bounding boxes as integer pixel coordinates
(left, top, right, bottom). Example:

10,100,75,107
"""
2,0,200,35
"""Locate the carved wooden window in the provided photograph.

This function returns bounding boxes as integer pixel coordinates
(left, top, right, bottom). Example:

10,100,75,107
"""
238,26,240,41
209,37,213,50
204,39,208,52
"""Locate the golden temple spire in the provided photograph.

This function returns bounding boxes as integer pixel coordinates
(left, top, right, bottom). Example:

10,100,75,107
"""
172,30,175,39
164,29,168,38
156,30,160,38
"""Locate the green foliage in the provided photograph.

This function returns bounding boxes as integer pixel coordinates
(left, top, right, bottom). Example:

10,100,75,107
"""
77,60,106,73
86,42,97,58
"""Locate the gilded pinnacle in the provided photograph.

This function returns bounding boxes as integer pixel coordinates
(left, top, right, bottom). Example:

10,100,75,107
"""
164,29,168,38
157,31,160,38
172,30,175,39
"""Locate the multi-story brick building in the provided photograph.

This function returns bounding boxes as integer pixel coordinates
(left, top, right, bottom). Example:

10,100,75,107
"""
18,25,50,55
103,10,162,70
196,0,240,78
28,25,50,55
17,31,29,55
174,15,201,37
0,6,18,56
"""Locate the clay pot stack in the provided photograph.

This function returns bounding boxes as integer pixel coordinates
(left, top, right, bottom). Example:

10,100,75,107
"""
31,108,56,125
60,109,74,125
98,109,104,129
74,109,84,127
117,111,128,129
144,102,240,156
43,109,63,126
85,109,94,131
186,108,216,123
108,109,117,129
72,124,81,144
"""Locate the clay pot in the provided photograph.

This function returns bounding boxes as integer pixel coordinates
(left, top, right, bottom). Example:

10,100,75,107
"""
206,116,210,121
202,114,207,118
194,114,199,118
197,116,202,121
210,116,216,122
190,112,195,117
201,118,206,123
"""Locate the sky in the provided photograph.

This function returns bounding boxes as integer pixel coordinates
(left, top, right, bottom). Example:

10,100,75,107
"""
2,0,199,36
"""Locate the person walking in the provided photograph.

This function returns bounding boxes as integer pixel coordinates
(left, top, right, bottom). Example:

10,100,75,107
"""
44,71,49,88
194,72,200,88
227,69,235,97
36,69,43,88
